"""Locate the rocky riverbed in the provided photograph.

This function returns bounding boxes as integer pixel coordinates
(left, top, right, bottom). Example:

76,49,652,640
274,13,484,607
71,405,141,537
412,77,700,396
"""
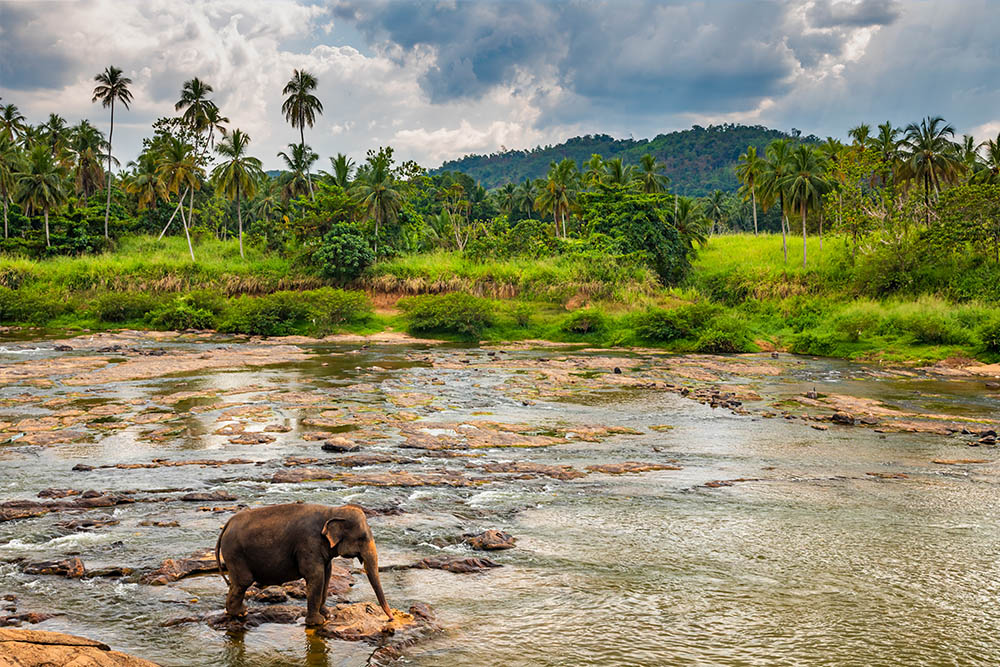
1,331,999,665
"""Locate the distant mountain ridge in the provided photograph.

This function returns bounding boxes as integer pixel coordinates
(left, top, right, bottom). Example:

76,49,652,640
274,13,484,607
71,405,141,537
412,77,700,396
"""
434,124,816,196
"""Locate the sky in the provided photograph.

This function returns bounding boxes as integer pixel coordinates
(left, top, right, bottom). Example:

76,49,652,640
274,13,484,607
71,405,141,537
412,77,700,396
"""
1,0,998,171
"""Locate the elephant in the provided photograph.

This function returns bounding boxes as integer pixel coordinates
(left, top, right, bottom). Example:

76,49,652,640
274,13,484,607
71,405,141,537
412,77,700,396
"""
215,503,392,626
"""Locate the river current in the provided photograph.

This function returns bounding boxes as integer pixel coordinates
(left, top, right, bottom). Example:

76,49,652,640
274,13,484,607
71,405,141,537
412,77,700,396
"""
0,334,997,666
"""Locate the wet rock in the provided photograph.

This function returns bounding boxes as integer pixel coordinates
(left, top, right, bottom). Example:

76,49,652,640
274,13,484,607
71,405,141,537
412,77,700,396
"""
140,549,222,585
139,520,180,528
23,558,86,578
0,506,51,523
464,530,516,551
249,566,353,602
472,461,585,481
932,458,990,465
37,488,80,499
203,604,305,630
58,518,120,531
54,344,74,351
321,438,361,453
72,464,95,472
263,424,292,432
702,478,759,489
338,471,487,488
89,566,135,578
272,467,338,484
831,411,855,425
986,381,1000,389
979,434,997,445
1,612,58,627
316,603,423,641
180,490,237,502
248,586,289,604
811,424,829,431
0,628,159,666
865,472,908,480
585,461,683,474
228,433,276,445
391,556,502,573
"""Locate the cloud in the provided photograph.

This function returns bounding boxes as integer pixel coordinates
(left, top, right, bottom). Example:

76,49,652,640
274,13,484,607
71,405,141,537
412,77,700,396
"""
1,0,997,173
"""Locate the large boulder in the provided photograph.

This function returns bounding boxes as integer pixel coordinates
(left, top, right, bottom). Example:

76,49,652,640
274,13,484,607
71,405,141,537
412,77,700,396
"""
0,628,159,666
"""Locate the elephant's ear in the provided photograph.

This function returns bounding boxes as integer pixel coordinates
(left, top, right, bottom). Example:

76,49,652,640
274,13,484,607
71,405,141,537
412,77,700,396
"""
322,517,345,549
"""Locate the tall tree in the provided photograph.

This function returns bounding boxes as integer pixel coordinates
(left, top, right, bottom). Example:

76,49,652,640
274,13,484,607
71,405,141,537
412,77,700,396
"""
583,154,605,189
69,120,109,200
848,123,871,150
212,129,264,259
91,65,133,239
276,143,318,201
762,138,794,262
974,132,1000,185
155,136,201,260
41,113,70,157
536,159,579,238
0,104,26,144
175,78,217,143
124,152,165,212
703,190,728,234
635,153,670,193
281,69,323,199
602,157,632,186
735,145,764,234
0,136,23,238
354,148,402,258
900,116,963,225
17,145,68,247
515,178,538,219
781,145,829,268
671,196,709,249
498,182,517,216
330,153,355,188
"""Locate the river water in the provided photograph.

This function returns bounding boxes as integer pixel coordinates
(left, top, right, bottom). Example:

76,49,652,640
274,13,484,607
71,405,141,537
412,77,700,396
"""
0,335,998,666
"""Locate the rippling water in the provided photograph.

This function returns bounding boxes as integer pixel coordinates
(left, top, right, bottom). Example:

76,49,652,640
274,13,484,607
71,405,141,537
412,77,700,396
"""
0,339,998,666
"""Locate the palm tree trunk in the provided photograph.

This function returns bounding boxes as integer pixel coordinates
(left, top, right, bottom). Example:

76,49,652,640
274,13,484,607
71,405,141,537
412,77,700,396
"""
779,194,788,264
819,208,824,251
180,190,195,261
104,100,114,239
159,187,189,239
188,187,195,231
3,198,7,239
374,217,380,258
553,207,559,238
237,182,244,259
924,173,930,226
801,204,807,269
44,208,50,247
751,186,758,235
301,122,313,200
561,208,567,238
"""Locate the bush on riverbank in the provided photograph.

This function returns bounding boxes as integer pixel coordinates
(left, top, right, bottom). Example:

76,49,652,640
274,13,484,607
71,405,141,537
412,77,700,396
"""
398,293,497,339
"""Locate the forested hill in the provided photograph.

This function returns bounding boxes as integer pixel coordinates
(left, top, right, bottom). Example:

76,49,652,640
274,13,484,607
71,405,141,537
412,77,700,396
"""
434,124,814,195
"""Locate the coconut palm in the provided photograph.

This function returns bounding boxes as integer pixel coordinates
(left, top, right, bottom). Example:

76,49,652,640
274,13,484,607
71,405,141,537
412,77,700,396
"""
848,123,871,150
818,137,847,247
536,159,579,238
899,116,963,225
17,145,68,247
0,136,24,238
69,120,110,200
953,134,982,176
671,196,709,250
583,154,605,189
155,136,201,260
281,70,323,198
602,157,632,186
497,182,517,216
703,190,729,235
515,178,538,219
175,78,217,140
125,152,165,212
974,132,1000,185
354,151,403,258
203,105,229,153
0,104,26,144
276,143,318,201
212,129,264,259
735,145,765,235
91,65,133,239
635,153,670,193
329,153,355,188
781,145,830,268
762,138,794,263
41,113,70,158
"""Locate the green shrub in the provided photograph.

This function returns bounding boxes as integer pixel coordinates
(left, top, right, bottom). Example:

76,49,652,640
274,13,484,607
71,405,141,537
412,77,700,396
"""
635,302,721,342
694,315,754,353
303,288,372,331
832,304,882,342
510,302,533,328
978,316,1000,353
90,292,158,323
398,293,496,338
149,295,216,330
219,291,313,336
183,289,227,315
560,308,608,335
789,330,837,356
313,224,374,281
0,286,66,324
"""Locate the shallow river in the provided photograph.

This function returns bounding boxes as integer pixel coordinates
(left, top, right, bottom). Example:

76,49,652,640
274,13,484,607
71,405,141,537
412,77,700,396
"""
0,334,998,666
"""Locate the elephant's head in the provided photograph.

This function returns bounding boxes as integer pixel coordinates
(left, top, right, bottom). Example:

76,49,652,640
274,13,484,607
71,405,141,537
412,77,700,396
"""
322,505,392,619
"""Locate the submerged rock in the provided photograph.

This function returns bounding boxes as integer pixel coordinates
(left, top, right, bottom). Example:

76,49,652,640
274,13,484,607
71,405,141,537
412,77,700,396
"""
831,411,855,425
140,549,221,585
585,461,682,474
464,530,516,551
472,461,585,481
179,490,236,502
23,557,86,578
391,556,502,573
0,628,159,666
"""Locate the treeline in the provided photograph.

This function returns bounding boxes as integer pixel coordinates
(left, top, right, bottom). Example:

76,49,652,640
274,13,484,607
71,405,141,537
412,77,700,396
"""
436,124,805,194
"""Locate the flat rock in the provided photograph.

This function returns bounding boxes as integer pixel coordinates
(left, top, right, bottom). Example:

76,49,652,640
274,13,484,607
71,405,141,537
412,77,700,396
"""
585,461,682,474
321,438,361,453
180,490,236,502
472,461,585,481
932,458,990,465
23,557,86,578
315,603,422,641
0,628,159,666
272,467,338,484
139,549,221,585
227,433,276,445
395,556,502,573
464,530,516,551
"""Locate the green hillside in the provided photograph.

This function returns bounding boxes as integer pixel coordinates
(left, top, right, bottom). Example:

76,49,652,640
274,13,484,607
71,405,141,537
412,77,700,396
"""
435,124,815,195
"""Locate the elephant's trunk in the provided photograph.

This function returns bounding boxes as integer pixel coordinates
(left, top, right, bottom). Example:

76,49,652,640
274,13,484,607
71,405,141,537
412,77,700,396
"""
362,538,392,619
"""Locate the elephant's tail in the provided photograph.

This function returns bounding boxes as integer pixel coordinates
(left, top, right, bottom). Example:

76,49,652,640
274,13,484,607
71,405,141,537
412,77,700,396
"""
215,517,232,586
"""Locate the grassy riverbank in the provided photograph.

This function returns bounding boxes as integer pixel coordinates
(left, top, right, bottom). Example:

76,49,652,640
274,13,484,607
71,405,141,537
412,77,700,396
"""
2,234,999,364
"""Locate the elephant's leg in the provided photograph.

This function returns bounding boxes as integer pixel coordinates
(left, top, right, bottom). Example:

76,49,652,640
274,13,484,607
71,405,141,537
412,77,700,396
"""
319,561,332,619
303,562,327,626
225,562,253,619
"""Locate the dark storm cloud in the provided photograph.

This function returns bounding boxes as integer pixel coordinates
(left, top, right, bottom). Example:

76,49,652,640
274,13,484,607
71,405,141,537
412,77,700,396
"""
807,0,900,28
0,5,78,91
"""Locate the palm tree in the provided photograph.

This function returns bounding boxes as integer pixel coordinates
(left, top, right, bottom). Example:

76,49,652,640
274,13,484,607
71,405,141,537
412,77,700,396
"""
212,129,264,259
41,113,70,157
91,65,133,239
900,116,963,225
0,104,26,144
276,143,318,201
155,136,201,260
515,178,538,219
203,105,229,153
330,153,355,188
354,151,402,258
125,152,165,211
848,123,871,150
704,190,728,235
735,145,765,235
781,145,829,268
536,159,578,237
0,136,24,238
671,196,709,250
281,70,323,199
497,182,517,216
818,137,846,248
583,154,604,189
602,157,632,186
175,78,217,144
69,120,109,200
762,138,794,263
635,153,670,193
974,132,1000,185
17,145,68,247
953,134,982,176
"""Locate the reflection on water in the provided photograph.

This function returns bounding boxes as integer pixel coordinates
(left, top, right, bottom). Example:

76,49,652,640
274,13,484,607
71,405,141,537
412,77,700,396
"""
0,339,998,666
